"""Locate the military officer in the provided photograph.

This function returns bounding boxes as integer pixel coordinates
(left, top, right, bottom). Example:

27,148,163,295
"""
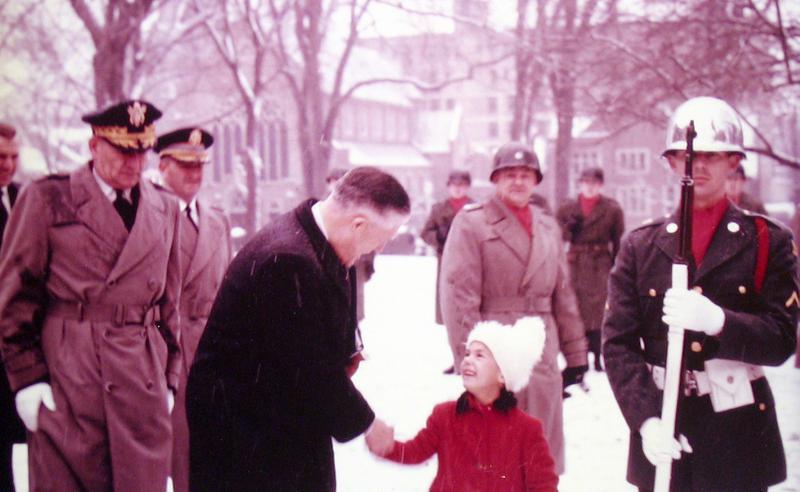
556,167,624,372
440,142,588,474
154,127,232,492
603,96,797,491
420,170,474,373
0,122,23,491
0,100,183,492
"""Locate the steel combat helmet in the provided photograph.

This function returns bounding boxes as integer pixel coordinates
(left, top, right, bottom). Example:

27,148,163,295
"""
491,142,542,183
663,96,745,156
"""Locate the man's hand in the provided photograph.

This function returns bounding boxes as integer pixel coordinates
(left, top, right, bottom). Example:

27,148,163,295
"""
662,288,725,336
365,418,394,457
639,417,692,466
562,365,589,389
15,382,56,432
346,353,365,378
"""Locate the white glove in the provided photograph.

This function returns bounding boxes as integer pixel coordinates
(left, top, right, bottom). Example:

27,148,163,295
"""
15,382,56,432
662,288,725,336
167,390,175,414
640,417,692,466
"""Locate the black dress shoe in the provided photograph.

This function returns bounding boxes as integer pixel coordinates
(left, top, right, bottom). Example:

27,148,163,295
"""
443,365,456,375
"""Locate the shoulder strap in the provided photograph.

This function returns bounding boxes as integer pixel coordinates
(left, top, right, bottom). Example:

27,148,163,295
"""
754,216,769,293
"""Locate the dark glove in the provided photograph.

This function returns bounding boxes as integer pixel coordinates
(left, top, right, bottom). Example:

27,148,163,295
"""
566,213,583,237
562,365,589,389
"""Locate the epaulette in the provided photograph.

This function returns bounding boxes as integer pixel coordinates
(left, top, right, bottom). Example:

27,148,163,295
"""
739,208,786,231
462,202,483,212
630,214,669,232
150,180,168,192
40,173,69,181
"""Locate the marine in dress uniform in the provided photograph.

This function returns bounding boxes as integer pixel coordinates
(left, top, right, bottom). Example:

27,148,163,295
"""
726,163,768,215
0,101,183,492
440,142,588,474
602,97,798,492
154,128,232,492
0,122,24,492
556,167,624,371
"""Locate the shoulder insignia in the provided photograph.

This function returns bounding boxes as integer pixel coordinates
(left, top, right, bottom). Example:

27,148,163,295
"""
463,202,483,212
785,291,799,308
42,173,69,181
792,240,798,257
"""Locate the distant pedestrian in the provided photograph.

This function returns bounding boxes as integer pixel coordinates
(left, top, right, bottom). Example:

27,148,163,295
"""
556,167,624,372
420,170,474,373
187,167,409,491
726,163,768,215
0,100,182,492
440,142,588,474
154,127,232,492
368,317,558,492
603,96,797,491
0,121,23,492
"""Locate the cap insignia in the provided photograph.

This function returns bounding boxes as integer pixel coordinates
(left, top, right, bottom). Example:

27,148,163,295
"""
189,129,203,145
514,151,524,160
128,102,147,127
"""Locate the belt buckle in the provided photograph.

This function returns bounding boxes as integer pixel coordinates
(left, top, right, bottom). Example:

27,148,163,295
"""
683,370,698,396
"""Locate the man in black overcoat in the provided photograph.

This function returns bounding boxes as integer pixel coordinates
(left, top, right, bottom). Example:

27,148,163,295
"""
0,122,23,492
187,167,409,491
603,97,798,492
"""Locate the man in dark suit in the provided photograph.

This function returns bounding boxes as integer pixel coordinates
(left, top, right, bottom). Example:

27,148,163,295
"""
603,96,797,491
0,121,23,491
187,167,410,491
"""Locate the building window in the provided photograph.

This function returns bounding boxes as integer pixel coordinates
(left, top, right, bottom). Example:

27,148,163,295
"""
616,148,650,174
386,108,397,142
358,105,369,140
571,150,601,175
616,186,650,215
430,99,440,111
268,122,278,180
488,97,498,114
488,122,498,138
661,183,679,213
445,99,455,110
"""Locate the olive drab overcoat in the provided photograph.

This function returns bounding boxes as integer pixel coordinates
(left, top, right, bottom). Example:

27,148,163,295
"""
602,205,798,491
555,195,624,331
170,201,232,492
440,195,588,474
0,164,182,492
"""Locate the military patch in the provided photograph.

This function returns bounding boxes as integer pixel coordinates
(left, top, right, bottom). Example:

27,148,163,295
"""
792,240,798,257
785,291,799,308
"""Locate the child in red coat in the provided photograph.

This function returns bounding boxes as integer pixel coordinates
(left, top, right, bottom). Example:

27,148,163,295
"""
368,317,558,492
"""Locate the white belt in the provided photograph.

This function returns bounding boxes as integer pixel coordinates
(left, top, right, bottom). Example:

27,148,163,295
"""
648,361,764,397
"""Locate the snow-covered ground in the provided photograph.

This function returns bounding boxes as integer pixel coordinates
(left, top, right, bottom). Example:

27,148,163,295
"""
12,255,800,491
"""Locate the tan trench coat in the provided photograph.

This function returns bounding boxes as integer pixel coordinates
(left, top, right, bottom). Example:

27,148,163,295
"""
0,165,182,492
170,202,231,492
440,195,588,474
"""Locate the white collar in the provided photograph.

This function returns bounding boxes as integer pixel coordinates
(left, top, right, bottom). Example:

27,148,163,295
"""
311,201,329,240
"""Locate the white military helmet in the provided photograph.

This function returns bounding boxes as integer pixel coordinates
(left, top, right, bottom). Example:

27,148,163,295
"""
663,96,745,157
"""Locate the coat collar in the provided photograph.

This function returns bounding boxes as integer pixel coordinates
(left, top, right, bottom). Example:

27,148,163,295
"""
484,196,531,265
184,201,227,285
581,195,612,230
653,204,753,284
295,199,353,303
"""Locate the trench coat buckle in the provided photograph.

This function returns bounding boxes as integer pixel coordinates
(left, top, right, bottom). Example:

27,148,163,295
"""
113,304,126,326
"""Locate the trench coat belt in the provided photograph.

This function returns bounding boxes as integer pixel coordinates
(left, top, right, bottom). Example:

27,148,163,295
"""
481,296,552,314
569,243,609,252
647,362,764,396
46,300,160,326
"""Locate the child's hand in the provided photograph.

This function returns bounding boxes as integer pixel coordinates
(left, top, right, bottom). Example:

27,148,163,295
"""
365,418,395,456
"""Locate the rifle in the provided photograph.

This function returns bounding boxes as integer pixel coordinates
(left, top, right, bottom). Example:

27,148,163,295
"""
654,121,696,492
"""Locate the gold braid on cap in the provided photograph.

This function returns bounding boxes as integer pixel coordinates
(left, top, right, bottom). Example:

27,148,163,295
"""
159,148,210,164
93,124,156,149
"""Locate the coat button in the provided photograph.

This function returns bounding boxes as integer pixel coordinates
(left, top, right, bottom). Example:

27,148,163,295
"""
726,375,734,384
107,279,116,287
758,403,767,411
738,285,747,294
146,380,154,390
148,279,159,291
691,341,702,353
104,382,115,393
649,289,657,297
666,223,678,234
727,222,740,233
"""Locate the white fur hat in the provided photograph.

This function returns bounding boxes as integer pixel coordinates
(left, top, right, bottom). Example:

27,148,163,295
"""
466,317,546,392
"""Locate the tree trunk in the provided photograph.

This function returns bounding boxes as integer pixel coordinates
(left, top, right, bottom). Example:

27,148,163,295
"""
244,108,259,235
92,36,127,107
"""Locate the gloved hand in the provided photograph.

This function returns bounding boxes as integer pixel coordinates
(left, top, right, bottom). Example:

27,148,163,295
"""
365,418,395,457
562,364,589,389
639,417,693,466
167,390,175,414
565,213,583,237
346,352,365,378
662,288,725,336
15,382,56,432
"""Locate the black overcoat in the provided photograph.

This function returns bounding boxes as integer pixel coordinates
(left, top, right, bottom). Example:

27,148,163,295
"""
602,205,798,491
186,199,374,492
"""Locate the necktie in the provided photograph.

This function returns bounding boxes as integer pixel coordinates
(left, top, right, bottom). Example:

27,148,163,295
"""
185,205,198,232
113,189,136,231
0,189,7,240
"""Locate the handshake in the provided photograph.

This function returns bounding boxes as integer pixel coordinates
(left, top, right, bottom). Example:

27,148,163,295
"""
365,418,395,457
